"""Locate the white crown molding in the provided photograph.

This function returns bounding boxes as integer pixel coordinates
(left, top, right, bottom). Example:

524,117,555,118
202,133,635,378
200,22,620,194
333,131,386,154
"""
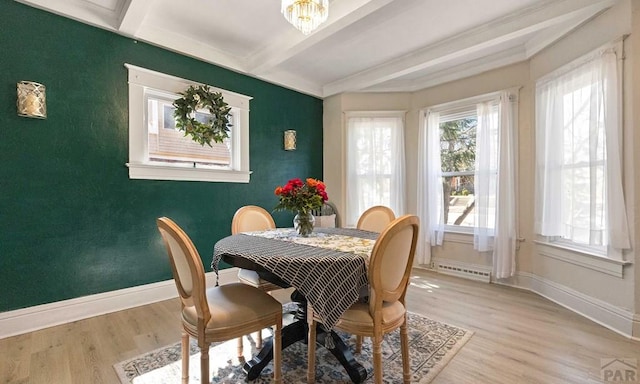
0,268,240,340
322,0,615,96
15,0,119,31
254,70,325,98
133,23,246,73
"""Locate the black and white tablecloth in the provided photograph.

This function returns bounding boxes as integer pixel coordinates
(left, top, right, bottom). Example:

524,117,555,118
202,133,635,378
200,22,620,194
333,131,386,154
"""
212,227,378,331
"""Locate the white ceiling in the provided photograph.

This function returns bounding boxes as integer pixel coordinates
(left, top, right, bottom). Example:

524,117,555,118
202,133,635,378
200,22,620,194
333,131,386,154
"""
17,0,617,98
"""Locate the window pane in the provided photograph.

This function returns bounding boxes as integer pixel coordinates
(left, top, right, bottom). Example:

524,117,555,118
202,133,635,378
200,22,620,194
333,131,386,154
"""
346,115,404,227
147,97,231,168
440,117,476,173
162,105,176,130
440,116,477,227
443,175,475,227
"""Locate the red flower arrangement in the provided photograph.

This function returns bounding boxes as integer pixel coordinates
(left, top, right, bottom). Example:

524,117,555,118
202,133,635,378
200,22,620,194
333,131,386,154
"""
274,178,328,215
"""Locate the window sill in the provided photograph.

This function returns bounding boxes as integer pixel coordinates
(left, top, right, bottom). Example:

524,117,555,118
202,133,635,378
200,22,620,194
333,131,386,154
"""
126,162,251,183
534,240,631,278
443,230,473,244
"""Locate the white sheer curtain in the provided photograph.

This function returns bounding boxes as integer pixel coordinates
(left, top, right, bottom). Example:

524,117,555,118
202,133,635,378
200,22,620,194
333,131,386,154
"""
474,102,499,252
495,93,518,278
535,50,630,250
345,114,406,228
474,93,518,278
416,111,444,265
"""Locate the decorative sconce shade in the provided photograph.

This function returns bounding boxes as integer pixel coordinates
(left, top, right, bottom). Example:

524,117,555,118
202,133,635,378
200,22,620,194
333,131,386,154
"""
17,81,46,119
284,130,297,151
281,0,329,35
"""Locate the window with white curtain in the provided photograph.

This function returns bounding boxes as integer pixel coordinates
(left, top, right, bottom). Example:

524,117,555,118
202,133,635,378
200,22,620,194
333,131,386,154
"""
534,45,630,256
423,96,501,235
417,91,518,278
345,112,406,228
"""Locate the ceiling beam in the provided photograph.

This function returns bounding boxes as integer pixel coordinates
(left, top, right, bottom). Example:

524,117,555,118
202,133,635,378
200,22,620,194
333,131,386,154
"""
365,46,527,93
523,7,609,58
117,0,151,36
322,0,616,96
245,0,396,74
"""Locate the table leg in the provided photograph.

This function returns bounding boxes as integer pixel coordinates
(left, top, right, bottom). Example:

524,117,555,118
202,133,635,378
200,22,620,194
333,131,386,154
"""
315,328,368,383
243,319,304,379
243,291,367,383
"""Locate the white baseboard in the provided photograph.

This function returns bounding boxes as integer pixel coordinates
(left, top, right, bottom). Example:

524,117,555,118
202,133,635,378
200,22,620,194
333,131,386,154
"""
3,266,639,342
0,268,240,340
419,263,639,340
503,272,639,341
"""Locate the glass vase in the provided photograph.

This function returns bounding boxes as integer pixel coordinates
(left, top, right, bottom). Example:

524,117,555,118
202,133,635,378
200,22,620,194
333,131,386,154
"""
293,211,315,237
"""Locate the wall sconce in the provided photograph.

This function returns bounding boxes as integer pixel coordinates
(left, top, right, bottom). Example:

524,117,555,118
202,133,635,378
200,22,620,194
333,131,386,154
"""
17,81,47,119
284,130,296,151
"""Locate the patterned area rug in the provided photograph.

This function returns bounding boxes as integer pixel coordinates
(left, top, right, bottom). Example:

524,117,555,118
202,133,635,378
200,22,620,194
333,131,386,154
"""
114,307,472,384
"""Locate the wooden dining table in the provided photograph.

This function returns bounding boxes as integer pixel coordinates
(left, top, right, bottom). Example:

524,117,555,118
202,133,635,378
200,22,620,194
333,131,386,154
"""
212,227,378,383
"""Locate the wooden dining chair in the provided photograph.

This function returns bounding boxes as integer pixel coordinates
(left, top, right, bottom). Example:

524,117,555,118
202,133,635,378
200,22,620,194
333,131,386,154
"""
307,215,419,384
232,205,282,350
312,200,340,228
157,217,282,384
356,205,396,233
232,205,281,291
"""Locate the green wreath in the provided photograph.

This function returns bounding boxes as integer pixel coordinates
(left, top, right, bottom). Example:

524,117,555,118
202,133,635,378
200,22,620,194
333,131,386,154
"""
172,85,232,147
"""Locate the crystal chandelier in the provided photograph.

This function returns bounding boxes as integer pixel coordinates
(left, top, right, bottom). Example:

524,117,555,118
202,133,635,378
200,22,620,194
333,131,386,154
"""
281,0,329,35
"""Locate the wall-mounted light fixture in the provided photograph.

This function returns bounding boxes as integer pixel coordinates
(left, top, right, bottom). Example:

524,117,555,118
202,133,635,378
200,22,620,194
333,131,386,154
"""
17,81,47,119
284,130,296,151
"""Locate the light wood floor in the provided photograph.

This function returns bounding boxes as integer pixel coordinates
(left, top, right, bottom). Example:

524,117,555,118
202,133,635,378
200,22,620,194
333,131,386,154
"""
1,269,638,383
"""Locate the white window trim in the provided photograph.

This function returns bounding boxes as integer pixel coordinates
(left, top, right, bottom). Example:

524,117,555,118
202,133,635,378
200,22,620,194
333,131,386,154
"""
124,64,252,183
443,230,473,244
534,238,630,278
426,91,501,114
344,110,407,118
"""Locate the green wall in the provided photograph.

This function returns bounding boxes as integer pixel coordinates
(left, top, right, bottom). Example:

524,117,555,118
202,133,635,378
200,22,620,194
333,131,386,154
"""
0,2,323,312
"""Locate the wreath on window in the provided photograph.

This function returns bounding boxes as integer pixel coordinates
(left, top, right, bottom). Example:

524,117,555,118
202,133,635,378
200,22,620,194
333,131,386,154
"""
172,85,232,147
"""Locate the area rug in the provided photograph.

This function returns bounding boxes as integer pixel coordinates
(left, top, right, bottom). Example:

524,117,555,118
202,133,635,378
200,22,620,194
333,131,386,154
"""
114,307,472,384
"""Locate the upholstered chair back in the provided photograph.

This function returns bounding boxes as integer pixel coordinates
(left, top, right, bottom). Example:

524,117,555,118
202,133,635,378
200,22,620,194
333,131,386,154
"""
232,205,276,234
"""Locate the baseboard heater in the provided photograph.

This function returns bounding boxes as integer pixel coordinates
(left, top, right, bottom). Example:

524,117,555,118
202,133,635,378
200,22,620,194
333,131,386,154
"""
435,262,491,283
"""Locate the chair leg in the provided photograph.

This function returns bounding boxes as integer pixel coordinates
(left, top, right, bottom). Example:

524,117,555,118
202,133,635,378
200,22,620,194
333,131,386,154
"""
355,335,363,353
181,331,189,384
372,332,383,384
237,337,244,358
307,304,317,384
256,330,263,350
273,313,283,384
400,317,411,384
200,341,211,384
